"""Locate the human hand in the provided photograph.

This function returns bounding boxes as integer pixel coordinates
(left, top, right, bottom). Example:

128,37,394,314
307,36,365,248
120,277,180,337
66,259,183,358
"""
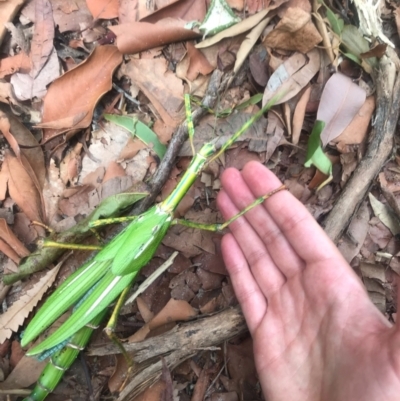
217,161,400,401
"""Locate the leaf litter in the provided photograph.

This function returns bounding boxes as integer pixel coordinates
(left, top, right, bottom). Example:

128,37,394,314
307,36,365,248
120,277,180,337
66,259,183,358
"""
0,0,399,399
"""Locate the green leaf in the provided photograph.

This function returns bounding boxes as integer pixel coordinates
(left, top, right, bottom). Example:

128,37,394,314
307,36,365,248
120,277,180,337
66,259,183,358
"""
104,114,166,159
304,120,332,177
235,93,264,110
89,192,147,223
341,25,369,58
318,0,344,35
199,0,241,37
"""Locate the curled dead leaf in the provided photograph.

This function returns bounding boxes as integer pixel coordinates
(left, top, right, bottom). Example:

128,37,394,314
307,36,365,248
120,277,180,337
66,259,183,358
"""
38,45,122,143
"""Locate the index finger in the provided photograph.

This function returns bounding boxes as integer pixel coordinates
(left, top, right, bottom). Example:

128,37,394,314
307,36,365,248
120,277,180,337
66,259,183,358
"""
241,161,344,265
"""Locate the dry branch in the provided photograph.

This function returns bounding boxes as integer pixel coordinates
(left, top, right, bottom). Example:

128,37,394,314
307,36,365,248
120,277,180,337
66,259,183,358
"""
324,57,400,243
88,306,247,401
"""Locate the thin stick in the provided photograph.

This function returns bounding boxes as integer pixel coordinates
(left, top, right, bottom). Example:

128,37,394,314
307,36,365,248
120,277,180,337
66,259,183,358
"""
124,251,178,305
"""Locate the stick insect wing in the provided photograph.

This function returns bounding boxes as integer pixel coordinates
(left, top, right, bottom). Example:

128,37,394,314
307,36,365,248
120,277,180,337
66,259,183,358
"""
24,205,174,356
21,259,110,347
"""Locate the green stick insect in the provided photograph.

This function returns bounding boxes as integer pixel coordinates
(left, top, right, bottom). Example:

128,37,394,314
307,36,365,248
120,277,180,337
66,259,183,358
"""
20,94,285,401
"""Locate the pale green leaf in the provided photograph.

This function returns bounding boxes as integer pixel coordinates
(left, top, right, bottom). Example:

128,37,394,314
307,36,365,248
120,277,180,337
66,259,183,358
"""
368,193,400,235
104,114,166,159
304,120,333,177
199,0,240,37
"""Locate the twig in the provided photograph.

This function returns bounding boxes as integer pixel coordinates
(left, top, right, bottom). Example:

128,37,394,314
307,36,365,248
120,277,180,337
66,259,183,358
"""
88,306,247,401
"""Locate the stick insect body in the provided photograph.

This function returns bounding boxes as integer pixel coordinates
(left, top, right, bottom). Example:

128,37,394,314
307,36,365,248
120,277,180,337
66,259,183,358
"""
21,94,285,400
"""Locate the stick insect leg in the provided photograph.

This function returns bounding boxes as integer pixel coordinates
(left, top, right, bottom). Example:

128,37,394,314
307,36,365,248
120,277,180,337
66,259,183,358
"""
104,286,134,391
184,94,196,156
41,240,103,251
173,185,287,232
89,215,138,228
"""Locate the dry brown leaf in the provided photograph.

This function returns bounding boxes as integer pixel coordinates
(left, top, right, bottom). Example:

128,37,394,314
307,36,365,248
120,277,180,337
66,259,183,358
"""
0,218,29,263
0,52,31,78
140,0,206,23
86,0,119,19
0,0,25,43
263,48,320,106
0,106,46,190
1,151,46,224
0,82,24,106
120,58,184,127
11,47,60,101
249,45,269,86
0,239,21,264
128,298,197,343
21,0,93,33
196,7,275,49
186,41,214,81
136,296,154,323
263,7,322,53
110,18,200,54
137,0,180,20
360,43,387,59
30,0,54,79
292,86,311,145
0,353,47,389
337,201,369,263
38,45,122,143
333,96,375,148
233,13,272,76
118,0,138,23
0,264,61,343
360,262,386,313
0,111,19,156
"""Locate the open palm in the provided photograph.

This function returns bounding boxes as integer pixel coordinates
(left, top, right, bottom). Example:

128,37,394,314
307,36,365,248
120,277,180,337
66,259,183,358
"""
217,161,400,401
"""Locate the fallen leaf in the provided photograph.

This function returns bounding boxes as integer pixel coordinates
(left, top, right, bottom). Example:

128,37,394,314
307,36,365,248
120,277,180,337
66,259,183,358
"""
21,0,93,33
0,0,25,43
262,48,321,106
86,0,119,19
0,219,30,263
0,105,46,190
196,7,272,49
128,298,197,343
263,7,322,53
37,45,122,143
333,96,375,147
0,264,61,343
0,53,31,78
360,43,387,59
30,0,54,79
11,47,60,101
120,58,184,127
292,86,311,145
249,45,269,86
317,73,366,147
0,354,46,389
337,201,369,263
186,41,214,81
232,12,272,77
340,152,358,186
139,0,206,23
110,18,201,54
1,151,46,224
360,262,386,312
369,193,400,236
